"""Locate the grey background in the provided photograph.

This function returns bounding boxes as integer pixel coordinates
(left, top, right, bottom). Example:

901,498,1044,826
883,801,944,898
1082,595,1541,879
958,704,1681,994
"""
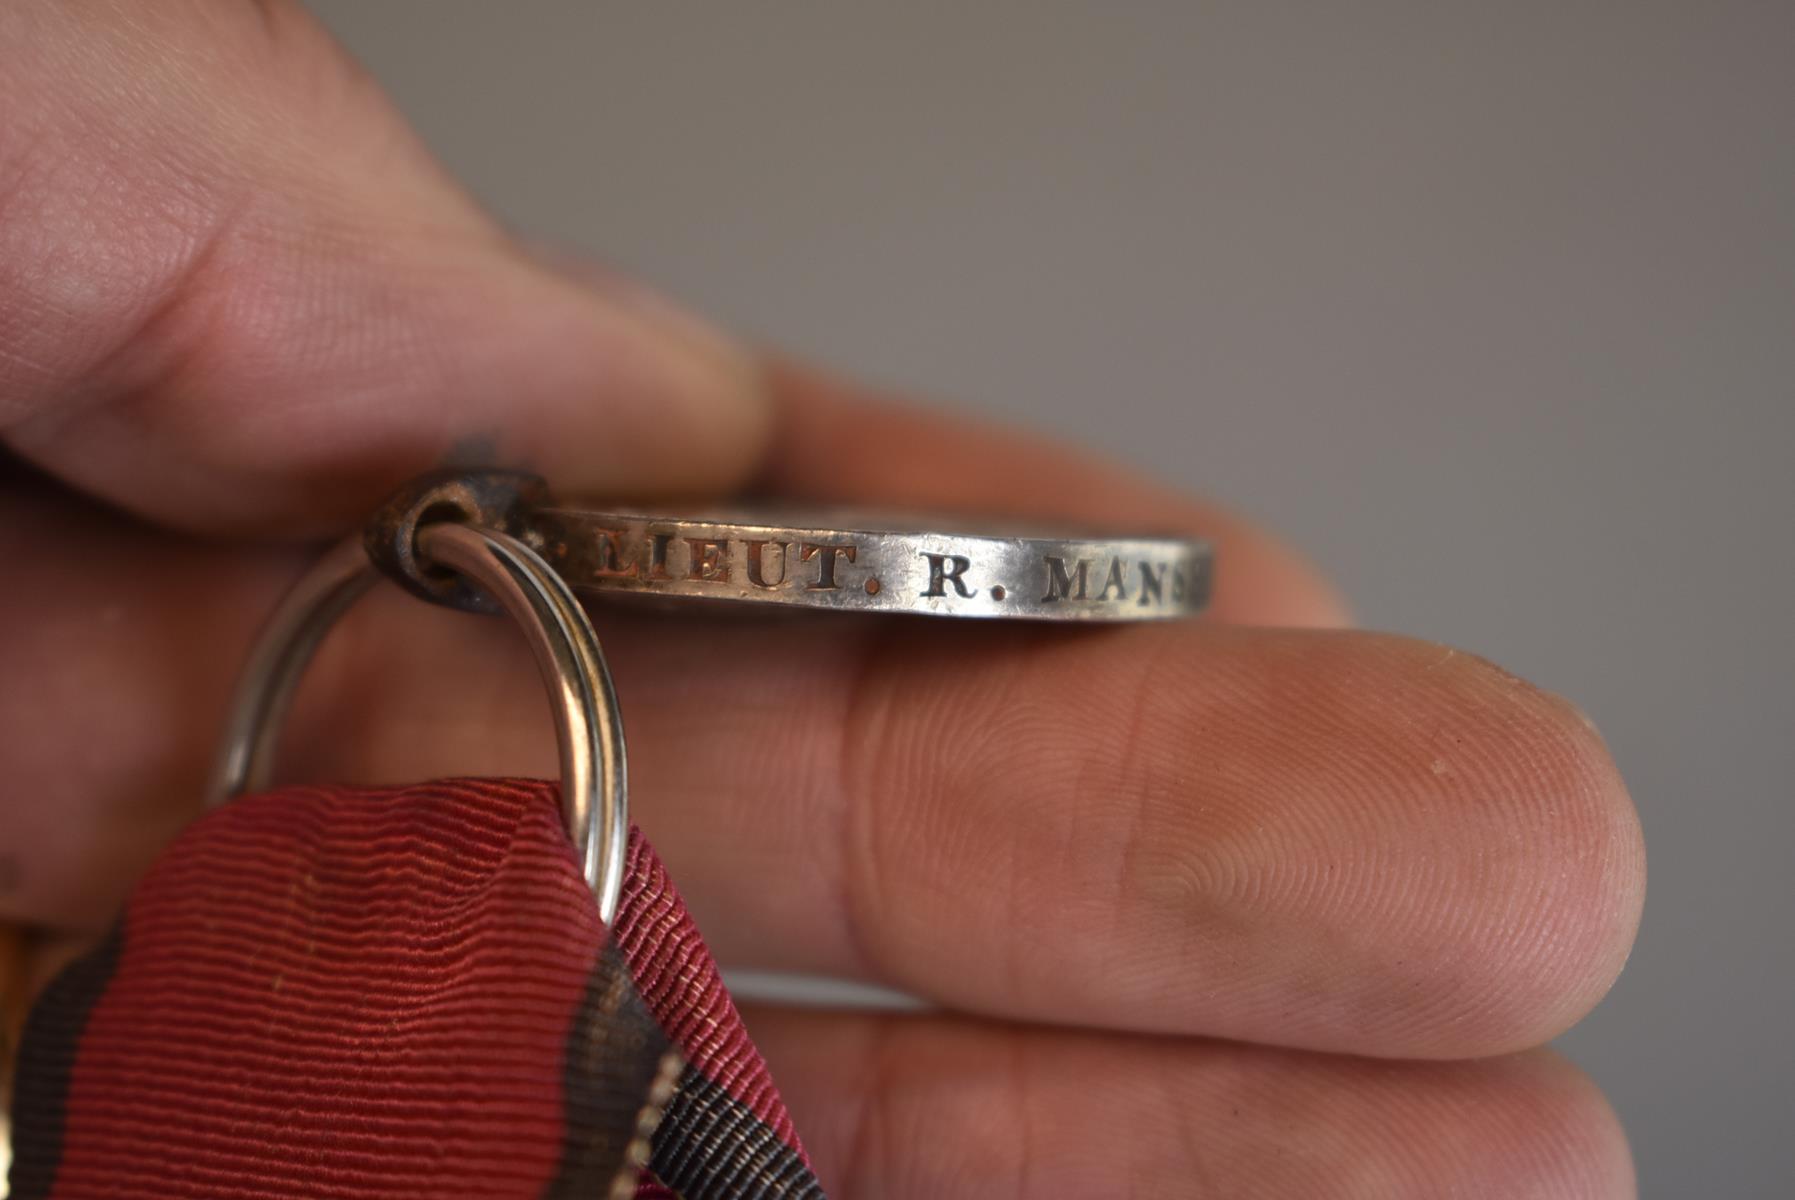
309,4,1794,1195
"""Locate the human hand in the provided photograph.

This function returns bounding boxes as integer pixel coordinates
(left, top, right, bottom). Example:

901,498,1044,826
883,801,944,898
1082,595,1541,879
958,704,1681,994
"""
0,4,1644,1196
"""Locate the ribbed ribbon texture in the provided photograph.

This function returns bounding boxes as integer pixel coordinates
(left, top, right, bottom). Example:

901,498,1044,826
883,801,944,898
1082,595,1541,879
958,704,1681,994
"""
11,778,826,1199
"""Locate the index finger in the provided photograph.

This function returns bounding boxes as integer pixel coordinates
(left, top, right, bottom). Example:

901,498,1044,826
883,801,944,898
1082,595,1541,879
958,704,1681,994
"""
0,0,768,536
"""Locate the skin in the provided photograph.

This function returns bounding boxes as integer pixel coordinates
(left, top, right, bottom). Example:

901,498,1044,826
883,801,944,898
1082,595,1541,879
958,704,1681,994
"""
0,3,1645,1196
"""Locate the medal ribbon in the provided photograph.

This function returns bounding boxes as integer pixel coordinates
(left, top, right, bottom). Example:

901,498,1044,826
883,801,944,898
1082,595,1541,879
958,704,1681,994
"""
10,778,826,1199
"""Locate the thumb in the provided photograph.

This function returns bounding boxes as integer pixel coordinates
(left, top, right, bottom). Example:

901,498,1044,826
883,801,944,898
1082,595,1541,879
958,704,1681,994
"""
0,0,768,536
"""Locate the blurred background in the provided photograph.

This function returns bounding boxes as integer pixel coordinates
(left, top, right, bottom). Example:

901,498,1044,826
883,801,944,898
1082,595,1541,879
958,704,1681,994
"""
309,4,1793,1195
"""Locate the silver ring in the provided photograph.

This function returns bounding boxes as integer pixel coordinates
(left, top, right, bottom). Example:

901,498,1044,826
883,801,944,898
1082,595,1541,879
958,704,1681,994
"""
209,523,630,924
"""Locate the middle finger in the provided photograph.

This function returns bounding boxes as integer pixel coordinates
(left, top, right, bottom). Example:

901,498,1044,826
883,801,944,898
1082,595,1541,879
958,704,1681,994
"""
5,497,1641,1061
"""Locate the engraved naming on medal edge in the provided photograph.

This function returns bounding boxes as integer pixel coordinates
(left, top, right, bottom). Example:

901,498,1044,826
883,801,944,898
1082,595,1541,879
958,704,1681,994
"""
581,527,863,592
1035,554,1203,609
531,505,1206,617
567,525,1201,613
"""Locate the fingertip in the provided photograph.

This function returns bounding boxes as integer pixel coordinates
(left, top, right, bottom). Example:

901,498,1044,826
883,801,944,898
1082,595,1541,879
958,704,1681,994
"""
1435,1049,1638,1200
6,226,777,537
1348,638,1647,1058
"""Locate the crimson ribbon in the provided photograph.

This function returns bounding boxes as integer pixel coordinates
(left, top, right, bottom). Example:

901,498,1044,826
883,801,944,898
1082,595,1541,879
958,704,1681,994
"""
11,778,826,1199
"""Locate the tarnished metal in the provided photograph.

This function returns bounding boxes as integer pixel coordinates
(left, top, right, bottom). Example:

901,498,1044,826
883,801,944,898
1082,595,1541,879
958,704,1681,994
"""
363,472,1212,623
363,468,548,613
530,505,1213,622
